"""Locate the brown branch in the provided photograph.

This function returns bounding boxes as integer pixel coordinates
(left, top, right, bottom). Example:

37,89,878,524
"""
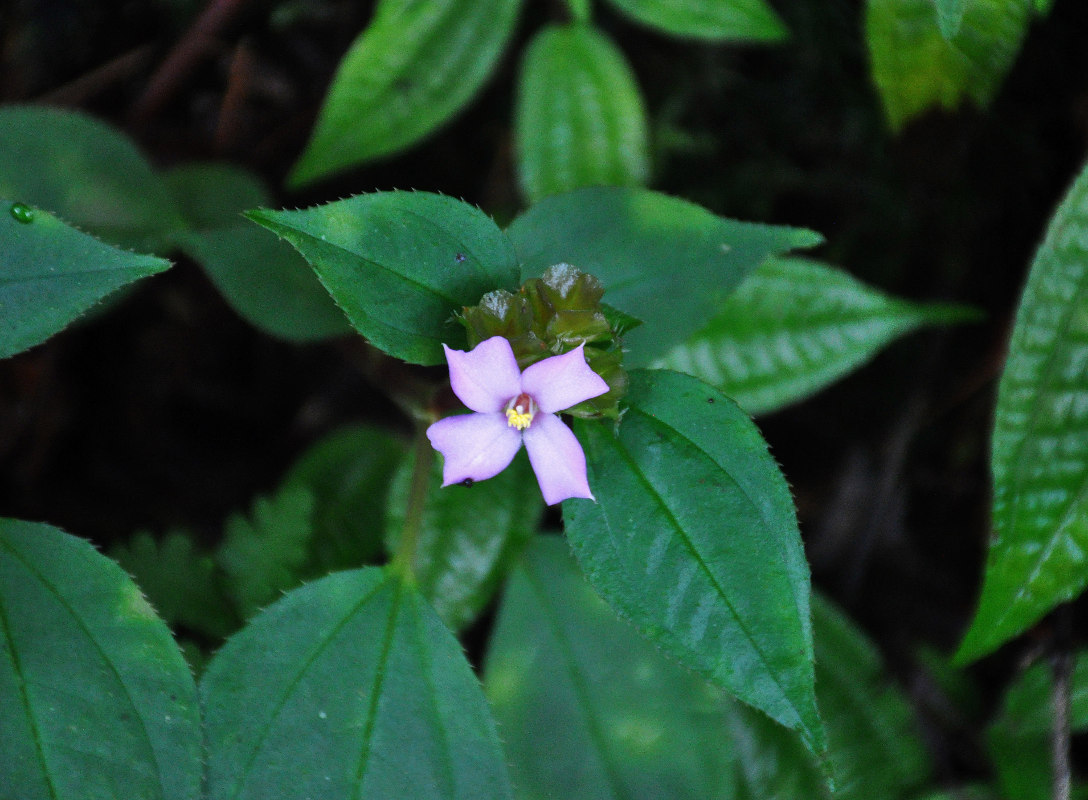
1051,610,1073,800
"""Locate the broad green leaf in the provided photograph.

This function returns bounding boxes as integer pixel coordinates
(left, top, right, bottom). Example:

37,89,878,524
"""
201,568,513,800
654,257,977,415
986,653,1088,800
0,106,183,252
565,0,593,22
933,0,965,38
248,191,520,364
507,187,822,364
516,25,649,204
958,162,1088,662
386,448,543,630
289,0,524,186
484,537,736,799
604,0,787,41
0,519,201,800
164,164,352,342
281,424,407,569
564,369,824,758
866,0,1032,130
0,201,171,359
111,528,237,638
216,486,315,619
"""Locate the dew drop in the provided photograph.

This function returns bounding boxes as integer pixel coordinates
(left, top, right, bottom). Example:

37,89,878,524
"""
455,252,466,263
460,478,475,488
9,203,34,224
318,710,327,719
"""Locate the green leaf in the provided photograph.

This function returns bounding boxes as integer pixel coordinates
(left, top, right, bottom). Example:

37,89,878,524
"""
164,164,352,342
216,486,315,619
865,0,1032,130
247,191,520,364
603,0,787,41
654,257,978,415
911,788,1000,800
516,25,649,204
957,161,1088,662
565,0,593,22
201,568,513,800
484,537,736,799
281,424,407,569
0,106,183,252
1033,0,1054,14
507,187,822,364
933,0,965,38
289,0,524,186
0,201,172,359
111,528,237,638
386,448,543,630
0,519,201,800
564,369,824,758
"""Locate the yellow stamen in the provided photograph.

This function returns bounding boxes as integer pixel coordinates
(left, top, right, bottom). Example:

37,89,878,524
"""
505,393,536,431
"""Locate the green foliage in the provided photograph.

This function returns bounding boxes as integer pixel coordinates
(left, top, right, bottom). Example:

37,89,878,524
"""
933,0,966,38
289,0,524,186
654,257,977,415
0,202,171,359
604,0,787,41
866,0,1032,130
958,161,1088,663
0,519,201,800
165,164,351,342
485,537,737,799
0,106,183,252
111,528,237,638
564,369,824,759
507,187,823,364
386,449,542,630
201,568,513,799
516,25,649,204
565,0,593,22
247,191,520,365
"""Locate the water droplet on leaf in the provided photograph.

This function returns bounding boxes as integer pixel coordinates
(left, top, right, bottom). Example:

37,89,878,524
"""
455,252,466,263
460,478,474,487
9,203,34,223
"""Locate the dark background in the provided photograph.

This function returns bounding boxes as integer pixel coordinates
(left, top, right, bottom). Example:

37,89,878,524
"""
3,0,1088,784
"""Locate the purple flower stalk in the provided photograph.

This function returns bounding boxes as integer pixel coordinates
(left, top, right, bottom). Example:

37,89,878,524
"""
427,336,609,505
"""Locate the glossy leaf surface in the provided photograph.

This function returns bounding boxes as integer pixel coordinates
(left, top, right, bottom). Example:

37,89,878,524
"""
654,257,976,415
933,0,966,37
0,519,201,800
484,537,736,799
165,164,351,342
866,0,1032,130
0,202,171,358
958,162,1088,662
516,25,649,204
0,106,182,252
386,449,542,630
564,369,824,756
507,187,822,364
289,0,523,185
248,192,519,364
202,568,512,800
604,0,787,41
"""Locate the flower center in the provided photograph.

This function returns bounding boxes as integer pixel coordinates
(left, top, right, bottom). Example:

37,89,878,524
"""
505,392,537,431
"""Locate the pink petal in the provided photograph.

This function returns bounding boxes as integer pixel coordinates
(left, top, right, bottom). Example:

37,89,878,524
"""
427,412,523,486
522,412,594,505
520,344,610,413
444,337,522,413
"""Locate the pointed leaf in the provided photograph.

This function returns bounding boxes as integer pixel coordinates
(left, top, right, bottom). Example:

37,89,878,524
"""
164,164,351,342
201,568,513,800
289,0,524,186
958,161,1088,662
0,201,171,358
248,191,519,364
507,187,822,364
866,0,1032,130
604,0,787,41
0,519,201,800
484,537,736,798
387,449,543,630
654,257,978,415
516,25,649,204
564,369,824,757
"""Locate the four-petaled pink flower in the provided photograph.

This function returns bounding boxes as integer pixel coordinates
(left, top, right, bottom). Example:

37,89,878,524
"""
426,336,609,505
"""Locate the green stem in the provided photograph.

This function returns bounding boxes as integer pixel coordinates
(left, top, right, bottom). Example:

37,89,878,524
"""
392,424,435,581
